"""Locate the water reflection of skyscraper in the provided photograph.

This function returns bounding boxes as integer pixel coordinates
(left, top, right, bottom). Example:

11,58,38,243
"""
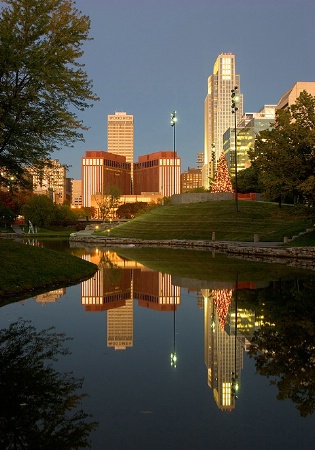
80,250,254,408
203,286,255,411
80,251,180,352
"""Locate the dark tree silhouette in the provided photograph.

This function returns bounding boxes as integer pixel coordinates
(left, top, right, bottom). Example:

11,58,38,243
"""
248,278,315,416
0,320,97,449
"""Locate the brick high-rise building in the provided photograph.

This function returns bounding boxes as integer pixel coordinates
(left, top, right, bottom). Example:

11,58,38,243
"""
133,151,181,197
181,168,202,193
82,150,131,207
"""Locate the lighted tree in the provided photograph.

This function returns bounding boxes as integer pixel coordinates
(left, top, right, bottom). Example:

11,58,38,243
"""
211,152,233,193
212,289,233,329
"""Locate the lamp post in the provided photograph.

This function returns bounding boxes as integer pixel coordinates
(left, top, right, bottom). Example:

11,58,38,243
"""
231,87,239,212
170,111,177,196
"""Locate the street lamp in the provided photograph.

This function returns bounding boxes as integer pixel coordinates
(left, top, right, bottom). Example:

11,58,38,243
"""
170,111,177,196
231,87,239,212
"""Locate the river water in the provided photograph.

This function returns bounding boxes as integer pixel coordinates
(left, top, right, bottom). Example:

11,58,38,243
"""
1,241,315,449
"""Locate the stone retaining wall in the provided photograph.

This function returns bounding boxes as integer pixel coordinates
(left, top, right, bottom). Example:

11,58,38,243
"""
171,192,233,204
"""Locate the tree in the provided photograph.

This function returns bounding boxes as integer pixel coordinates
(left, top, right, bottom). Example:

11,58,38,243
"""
116,201,151,219
21,194,55,227
50,203,78,226
0,320,97,448
0,190,16,226
233,166,263,194
0,0,98,187
211,151,233,193
249,91,315,207
248,278,315,417
92,187,121,221
22,194,79,227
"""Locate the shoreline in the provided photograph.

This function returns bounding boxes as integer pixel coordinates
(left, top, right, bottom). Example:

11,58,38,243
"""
69,235,315,271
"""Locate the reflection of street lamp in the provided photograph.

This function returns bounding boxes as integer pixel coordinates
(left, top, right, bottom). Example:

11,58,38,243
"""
231,87,239,212
231,273,239,399
170,283,177,368
170,111,177,196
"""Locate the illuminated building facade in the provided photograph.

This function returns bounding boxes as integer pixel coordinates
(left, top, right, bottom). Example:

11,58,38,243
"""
181,167,202,193
108,112,134,187
71,179,82,207
82,150,131,207
276,81,315,110
203,53,243,188
31,159,67,204
197,152,204,170
223,105,276,175
133,151,181,197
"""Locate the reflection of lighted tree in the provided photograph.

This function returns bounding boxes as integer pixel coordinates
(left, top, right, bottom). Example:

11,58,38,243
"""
249,279,315,417
0,320,97,449
212,289,233,329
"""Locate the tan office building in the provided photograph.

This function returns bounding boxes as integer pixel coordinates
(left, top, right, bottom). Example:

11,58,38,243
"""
108,112,134,187
276,81,315,110
71,179,82,207
31,159,66,204
203,53,243,188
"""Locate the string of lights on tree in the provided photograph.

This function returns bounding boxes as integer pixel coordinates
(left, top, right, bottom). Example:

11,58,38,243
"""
211,151,234,193
212,289,233,329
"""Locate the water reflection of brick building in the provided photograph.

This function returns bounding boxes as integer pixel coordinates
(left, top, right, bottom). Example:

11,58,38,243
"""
81,251,180,312
80,252,180,352
134,270,180,311
82,266,131,312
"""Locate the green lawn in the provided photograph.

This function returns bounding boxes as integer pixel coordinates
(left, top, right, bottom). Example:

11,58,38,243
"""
101,201,314,243
0,239,97,302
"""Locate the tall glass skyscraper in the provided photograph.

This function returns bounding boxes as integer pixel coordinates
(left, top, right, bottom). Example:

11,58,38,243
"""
203,53,243,188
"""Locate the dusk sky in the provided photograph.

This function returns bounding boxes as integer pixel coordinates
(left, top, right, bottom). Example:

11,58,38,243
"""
55,0,314,179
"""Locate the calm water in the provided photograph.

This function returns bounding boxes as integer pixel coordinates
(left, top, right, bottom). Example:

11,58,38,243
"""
1,242,315,450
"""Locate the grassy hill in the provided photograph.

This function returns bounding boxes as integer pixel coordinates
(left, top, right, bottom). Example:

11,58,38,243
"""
0,240,98,302
103,201,313,243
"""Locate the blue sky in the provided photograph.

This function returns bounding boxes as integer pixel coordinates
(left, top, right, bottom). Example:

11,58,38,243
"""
55,0,314,179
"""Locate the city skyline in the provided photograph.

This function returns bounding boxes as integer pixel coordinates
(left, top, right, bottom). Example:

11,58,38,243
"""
52,0,314,180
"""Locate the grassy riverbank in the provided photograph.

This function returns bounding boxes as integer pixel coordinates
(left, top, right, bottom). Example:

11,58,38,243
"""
0,240,98,302
102,201,314,243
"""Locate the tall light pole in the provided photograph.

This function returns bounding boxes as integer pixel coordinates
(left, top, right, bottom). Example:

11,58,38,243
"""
231,87,239,212
170,111,177,196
